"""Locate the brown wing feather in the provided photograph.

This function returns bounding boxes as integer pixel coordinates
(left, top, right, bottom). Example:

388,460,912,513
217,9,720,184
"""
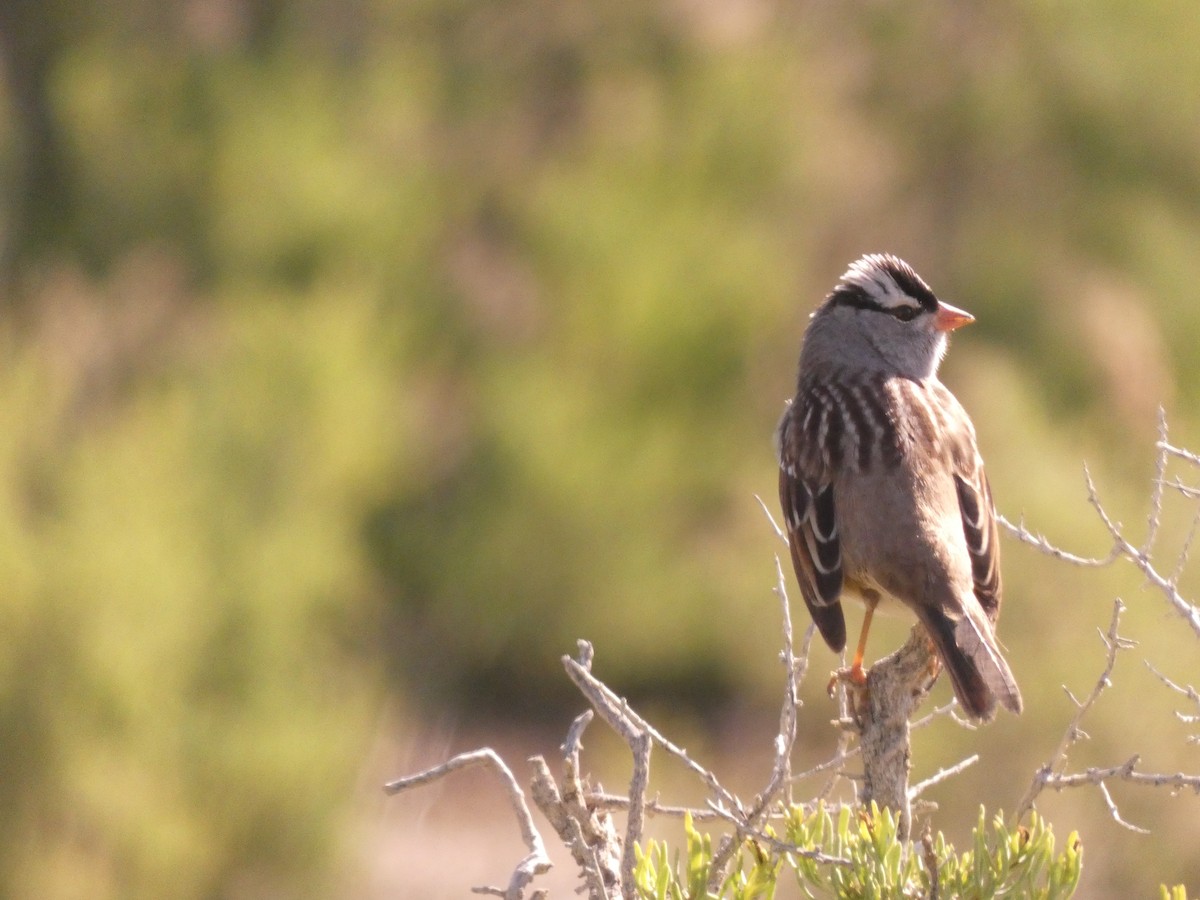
953,469,1002,623
777,410,847,652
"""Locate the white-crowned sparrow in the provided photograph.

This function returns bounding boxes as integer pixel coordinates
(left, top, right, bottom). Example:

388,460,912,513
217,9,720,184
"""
774,253,1022,721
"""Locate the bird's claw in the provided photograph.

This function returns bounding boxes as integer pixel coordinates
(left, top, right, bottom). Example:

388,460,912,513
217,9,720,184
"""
826,662,868,698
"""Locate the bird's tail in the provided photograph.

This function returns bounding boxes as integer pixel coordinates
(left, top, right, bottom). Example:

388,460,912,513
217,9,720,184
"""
918,598,1022,721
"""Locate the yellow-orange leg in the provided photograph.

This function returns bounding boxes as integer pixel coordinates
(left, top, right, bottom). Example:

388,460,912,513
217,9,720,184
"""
826,595,879,696
846,597,878,685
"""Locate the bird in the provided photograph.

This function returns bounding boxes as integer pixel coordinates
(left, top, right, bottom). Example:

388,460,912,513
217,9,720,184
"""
773,253,1022,721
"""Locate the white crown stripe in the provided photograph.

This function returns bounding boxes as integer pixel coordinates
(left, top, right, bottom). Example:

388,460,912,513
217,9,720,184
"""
837,253,932,311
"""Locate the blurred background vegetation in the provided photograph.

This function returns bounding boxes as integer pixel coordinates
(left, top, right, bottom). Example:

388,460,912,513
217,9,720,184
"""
2,0,1199,897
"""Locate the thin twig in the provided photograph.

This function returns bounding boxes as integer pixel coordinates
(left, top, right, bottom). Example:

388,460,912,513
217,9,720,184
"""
587,793,724,820
1014,600,1131,822
1000,451,1200,639
1146,663,1200,718
1040,754,1200,793
791,739,861,785
1170,496,1200,585
707,555,806,886
1097,780,1150,835
563,653,739,814
384,748,552,900
997,512,1121,567
755,493,789,545
1140,409,1170,559
910,699,977,733
1157,477,1200,500
1159,441,1200,468
908,755,980,801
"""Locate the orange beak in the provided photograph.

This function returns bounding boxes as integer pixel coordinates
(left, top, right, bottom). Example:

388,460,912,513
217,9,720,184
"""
934,301,975,333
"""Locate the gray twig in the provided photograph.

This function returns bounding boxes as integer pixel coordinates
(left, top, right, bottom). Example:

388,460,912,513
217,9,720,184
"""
587,793,724,820
1015,599,1130,823
384,748,552,900
909,754,980,801
706,555,807,887
755,493,789,545
529,756,617,900
999,431,1200,638
1146,663,1200,733
1041,755,1200,793
563,651,737,814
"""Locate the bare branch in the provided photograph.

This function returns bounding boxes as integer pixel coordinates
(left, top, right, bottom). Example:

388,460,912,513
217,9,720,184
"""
562,710,593,768
562,651,739,814
999,441,1200,638
707,555,805,886
1014,593,1200,834
997,512,1122,567
790,739,860,785
908,754,980,801
1139,409,1171,558
384,748,552,900
1170,498,1200,586
623,732,651,897
1146,663,1200,732
1097,780,1150,835
1042,756,1200,793
755,492,789,545
1015,599,1130,822
911,699,977,733
588,793,724,821
1159,440,1200,468
1156,477,1200,500
529,756,617,900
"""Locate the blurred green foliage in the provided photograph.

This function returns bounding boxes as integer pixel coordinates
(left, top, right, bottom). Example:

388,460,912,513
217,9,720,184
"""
2,0,1200,896
634,805,1082,899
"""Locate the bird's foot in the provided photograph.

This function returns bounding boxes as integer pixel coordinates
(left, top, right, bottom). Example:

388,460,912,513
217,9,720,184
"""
826,662,868,697
828,663,871,724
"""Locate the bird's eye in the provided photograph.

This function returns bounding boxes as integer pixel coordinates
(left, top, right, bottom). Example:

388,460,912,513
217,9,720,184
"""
892,306,919,322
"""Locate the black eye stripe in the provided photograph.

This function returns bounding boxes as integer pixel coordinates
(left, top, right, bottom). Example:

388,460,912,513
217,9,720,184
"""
828,286,922,319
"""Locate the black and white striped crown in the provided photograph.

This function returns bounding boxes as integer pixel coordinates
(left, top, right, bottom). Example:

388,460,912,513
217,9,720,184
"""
831,253,938,313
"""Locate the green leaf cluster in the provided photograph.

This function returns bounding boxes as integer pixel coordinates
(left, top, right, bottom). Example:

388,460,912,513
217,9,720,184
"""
635,812,781,900
633,805,1082,900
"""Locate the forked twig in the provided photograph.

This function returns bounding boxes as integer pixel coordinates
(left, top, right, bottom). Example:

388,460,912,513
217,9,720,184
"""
707,554,806,885
1015,600,1131,823
384,749,552,900
1000,413,1200,638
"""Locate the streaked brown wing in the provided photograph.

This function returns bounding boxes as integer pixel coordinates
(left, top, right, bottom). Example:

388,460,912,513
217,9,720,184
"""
777,409,847,652
954,469,1002,621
